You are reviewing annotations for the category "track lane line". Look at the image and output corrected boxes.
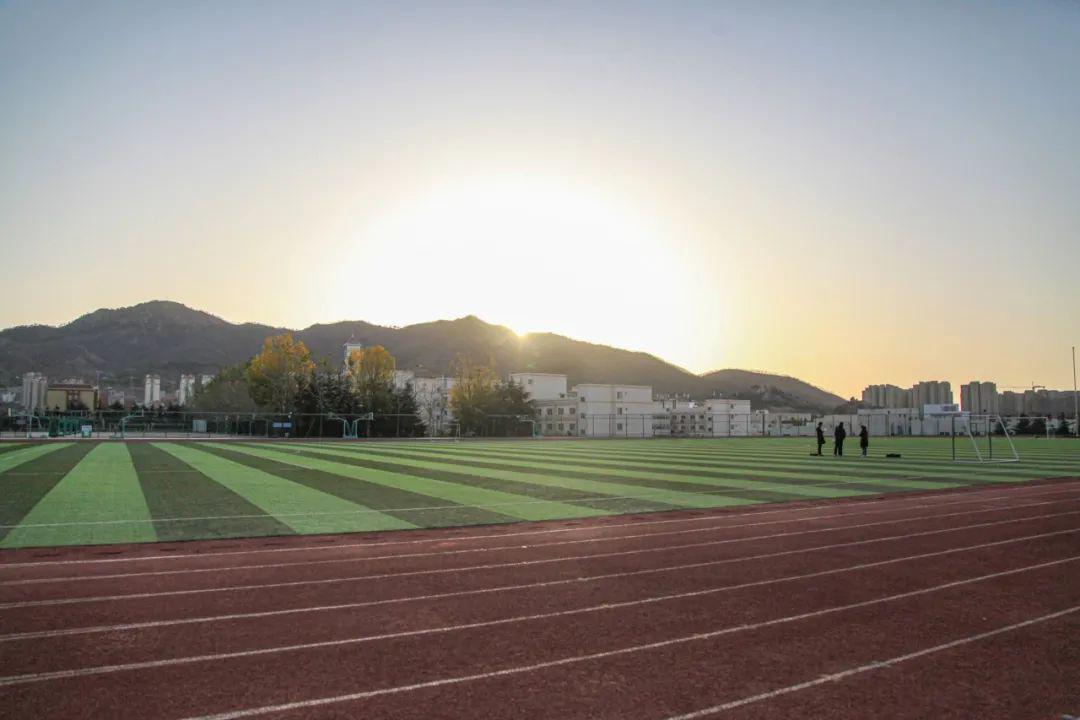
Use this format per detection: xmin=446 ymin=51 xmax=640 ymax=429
xmin=3 ymin=509 xmax=1076 ymax=638
xmin=4 ymin=481 xmax=1075 ymax=570
xmin=4 ymin=503 xmax=1076 ymax=608
xmin=169 ymin=556 xmax=1080 ymax=720
xmin=9 ymin=489 xmax=1080 ymax=586
xmin=661 ymin=604 xmax=1080 ymax=719
xmin=1 ymin=527 xmax=1075 ymax=687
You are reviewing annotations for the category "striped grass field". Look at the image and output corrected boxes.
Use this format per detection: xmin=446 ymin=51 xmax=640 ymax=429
xmin=0 ymin=437 xmax=1077 ymax=549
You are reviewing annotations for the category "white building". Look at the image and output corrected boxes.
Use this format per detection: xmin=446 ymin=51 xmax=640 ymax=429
xmin=412 ymin=376 xmax=456 ymax=436
xmin=177 ymin=374 xmax=196 ymax=406
xmin=575 ymin=383 xmax=660 ymax=437
xmin=200 ymin=373 xmax=215 ymax=388
xmin=343 ymin=340 xmax=364 ymax=366
xmin=960 ymin=381 xmax=999 ymax=415
xmin=510 ymin=373 xmax=568 ymax=401
xmin=392 ymin=370 xmax=416 ymax=391
xmin=143 ymin=374 xmax=161 ymax=408
xmin=21 ymin=372 xmax=47 ymax=411
xmin=668 ymin=398 xmax=755 ymax=437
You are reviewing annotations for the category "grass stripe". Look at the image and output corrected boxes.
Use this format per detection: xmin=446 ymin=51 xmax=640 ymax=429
xmin=213 ymin=443 xmax=607 ymax=522
xmin=314 ymin=444 xmax=878 ymax=500
xmin=0 ymin=444 xmax=93 ymax=542
xmin=128 ymin=443 xmax=293 ymax=542
xmin=0 ymin=443 xmax=29 ymax=456
xmin=361 ymin=443 xmax=965 ymax=493
xmin=0 ymin=443 xmax=68 ymax=474
xmin=154 ymin=443 xmax=416 ymax=535
xmin=273 ymin=443 xmax=767 ymax=509
xmin=257 ymin=444 xmax=693 ymax=514
xmin=1 ymin=444 xmax=156 ymax=548
xmin=195 ymin=444 xmax=560 ymax=527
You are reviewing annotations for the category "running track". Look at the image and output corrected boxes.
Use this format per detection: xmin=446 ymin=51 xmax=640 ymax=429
xmin=1 ymin=479 xmax=1078 ymax=719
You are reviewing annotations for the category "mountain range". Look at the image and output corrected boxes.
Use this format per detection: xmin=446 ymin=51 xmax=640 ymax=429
xmin=0 ymin=301 xmax=846 ymax=411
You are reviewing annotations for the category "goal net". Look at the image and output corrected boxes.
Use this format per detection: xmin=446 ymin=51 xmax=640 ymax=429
xmin=951 ymin=414 xmax=1019 ymax=463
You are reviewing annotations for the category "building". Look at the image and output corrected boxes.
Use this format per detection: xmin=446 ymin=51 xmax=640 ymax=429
xmin=143 ymin=374 xmax=161 ymax=407
xmin=510 ymin=373 xmax=568 ymax=401
xmin=21 ymin=372 xmax=47 ymax=411
xmin=959 ymin=381 xmax=998 ymax=415
xmin=668 ymin=398 xmax=754 ymax=437
xmin=861 ymin=384 xmax=911 ymax=409
xmin=911 ymin=380 xmax=953 ymax=408
xmin=105 ymin=389 xmax=127 ymax=408
xmin=44 ymin=383 xmax=97 ymax=412
xmin=392 ymin=370 xmax=416 ymax=391
xmin=177 ymin=374 xmax=196 ymax=406
xmin=200 ymin=373 xmax=215 ymax=388
xmin=575 ymin=383 xmax=659 ymax=437
xmin=999 ymin=391 xmax=1024 ymax=416
xmin=343 ymin=339 xmax=364 ymax=366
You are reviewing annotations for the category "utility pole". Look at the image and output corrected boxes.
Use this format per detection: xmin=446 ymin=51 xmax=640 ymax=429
xmin=1073 ymin=346 xmax=1078 ymax=437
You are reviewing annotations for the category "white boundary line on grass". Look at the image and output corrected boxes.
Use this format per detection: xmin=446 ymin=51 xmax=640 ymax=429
xmin=4 ymin=480 xmax=1076 ymax=570
xmin=1 ymin=529 xmax=1075 ymax=687
xmin=2 ymin=505 xmax=1076 ymax=612
xmin=171 ymin=557 xmax=1080 ymax=720
xmin=4 ymin=510 xmax=1076 ymax=642
xmin=4 ymin=494 xmax=1079 ymax=586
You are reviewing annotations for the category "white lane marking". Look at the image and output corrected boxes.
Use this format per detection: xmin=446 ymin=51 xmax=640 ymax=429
xmin=663 ymin=605 xmax=1080 ymax=719
xmin=171 ymin=556 xmax=1080 ymax=720
xmin=4 ymin=482 xmax=1075 ymax=575
xmin=8 ymin=492 xmax=1078 ymax=587
xmin=2 ymin=529 xmax=1075 ymax=687
xmin=3 ymin=509 xmax=1076 ymax=635
xmin=4 ymin=501 xmax=1075 ymax=610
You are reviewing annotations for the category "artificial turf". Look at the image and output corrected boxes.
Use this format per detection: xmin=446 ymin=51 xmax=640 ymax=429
xmin=0 ymin=437 xmax=1076 ymax=549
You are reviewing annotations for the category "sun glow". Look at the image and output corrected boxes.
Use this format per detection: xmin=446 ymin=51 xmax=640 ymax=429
xmin=337 ymin=178 xmax=689 ymax=349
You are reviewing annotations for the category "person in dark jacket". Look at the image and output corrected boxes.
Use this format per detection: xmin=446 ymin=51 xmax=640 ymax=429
xmin=834 ymin=422 xmax=846 ymax=456
xmin=859 ymin=424 xmax=869 ymax=456
xmin=815 ymin=422 xmax=825 ymax=455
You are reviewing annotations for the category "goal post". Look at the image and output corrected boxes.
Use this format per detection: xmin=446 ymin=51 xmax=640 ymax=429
xmin=951 ymin=414 xmax=1019 ymax=464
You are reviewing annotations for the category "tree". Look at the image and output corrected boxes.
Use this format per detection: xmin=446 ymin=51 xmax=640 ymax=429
xmin=449 ymin=355 xmax=499 ymax=435
xmin=1014 ymin=415 xmax=1031 ymax=435
xmin=1030 ymin=416 xmax=1047 ymax=436
xmin=246 ymin=334 xmax=315 ymax=413
xmin=1058 ymin=413 xmax=1071 ymax=437
xmin=347 ymin=345 xmax=396 ymax=411
xmin=191 ymin=363 xmax=259 ymax=413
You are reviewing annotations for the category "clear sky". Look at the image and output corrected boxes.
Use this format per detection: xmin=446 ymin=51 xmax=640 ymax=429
xmin=1 ymin=1 xmax=1078 ymax=397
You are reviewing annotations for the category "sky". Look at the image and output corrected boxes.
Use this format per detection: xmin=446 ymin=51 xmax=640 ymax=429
xmin=1 ymin=1 xmax=1078 ymax=398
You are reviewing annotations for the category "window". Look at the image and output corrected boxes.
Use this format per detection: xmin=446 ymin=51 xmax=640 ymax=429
xmin=617 ymin=423 xmax=623 ymax=431
xmin=546 ymin=408 xmax=553 ymax=416
xmin=617 ymin=407 xmax=623 ymax=416
xmin=616 ymin=391 xmax=623 ymax=400
xmin=557 ymin=423 xmax=563 ymax=431
xmin=569 ymin=423 xmax=576 ymax=431
xmin=569 ymin=407 xmax=576 ymax=415
xmin=557 ymin=407 xmax=564 ymax=415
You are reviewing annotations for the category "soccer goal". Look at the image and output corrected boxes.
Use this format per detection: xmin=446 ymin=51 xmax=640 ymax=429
xmin=951 ymin=414 xmax=1019 ymax=463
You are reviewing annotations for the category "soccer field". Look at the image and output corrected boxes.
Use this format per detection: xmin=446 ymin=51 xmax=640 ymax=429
xmin=0 ymin=437 xmax=1077 ymax=549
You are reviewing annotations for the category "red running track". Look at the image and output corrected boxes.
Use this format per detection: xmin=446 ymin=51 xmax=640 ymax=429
xmin=0 ymin=479 xmax=1078 ymax=720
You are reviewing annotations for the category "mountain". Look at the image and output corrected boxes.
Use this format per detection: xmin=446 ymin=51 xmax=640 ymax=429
xmin=0 ymin=301 xmax=845 ymax=411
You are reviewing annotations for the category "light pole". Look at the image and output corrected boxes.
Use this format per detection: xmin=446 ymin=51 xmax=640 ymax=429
xmin=1073 ymin=346 xmax=1078 ymax=437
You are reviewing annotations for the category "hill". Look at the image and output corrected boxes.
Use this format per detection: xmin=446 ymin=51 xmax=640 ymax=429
xmin=0 ymin=301 xmax=845 ymax=411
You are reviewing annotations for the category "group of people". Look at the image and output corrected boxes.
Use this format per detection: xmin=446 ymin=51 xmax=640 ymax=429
xmin=815 ymin=421 xmax=868 ymax=457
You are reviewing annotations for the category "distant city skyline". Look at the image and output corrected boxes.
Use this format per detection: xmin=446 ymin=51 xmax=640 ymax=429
xmin=1 ymin=2 xmax=1078 ymax=398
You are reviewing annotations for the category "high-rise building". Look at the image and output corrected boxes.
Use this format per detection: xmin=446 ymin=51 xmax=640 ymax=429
xmin=21 ymin=372 xmax=47 ymax=411
xmin=912 ymin=380 xmax=953 ymax=408
xmin=861 ymin=384 xmax=911 ymax=409
xmin=343 ymin=339 xmax=363 ymax=366
xmin=178 ymin=374 xmax=196 ymax=406
xmin=143 ymin=374 xmax=161 ymax=407
xmin=960 ymin=381 xmax=998 ymax=414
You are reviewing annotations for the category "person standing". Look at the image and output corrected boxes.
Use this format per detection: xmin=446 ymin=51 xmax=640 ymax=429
xmin=859 ymin=424 xmax=869 ymax=457
xmin=815 ymin=422 xmax=825 ymax=455
xmin=834 ymin=422 xmax=846 ymax=456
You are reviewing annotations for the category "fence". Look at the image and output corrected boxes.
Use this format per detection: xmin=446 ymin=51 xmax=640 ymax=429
xmin=0 ymin=409 xmax=1071 ymax=441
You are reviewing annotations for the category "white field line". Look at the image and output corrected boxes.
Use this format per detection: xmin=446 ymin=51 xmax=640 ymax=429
xmin=1 ymin=529 xmax=1074 ymax=688
xmin=5 ymin=494 xmax=1079 ymax=587
xmin=171 ymin=556 xmax=1080 ymax=720
xmin=4 ymin=481 xmax=1076 ymax=571
xmin=662 ymin=605 xmax=1080 ymax=719
xmin=2 ymin=506 xmax=1076 ymax=617
xmin=5 ymin=511 xmax=1075 ymax=643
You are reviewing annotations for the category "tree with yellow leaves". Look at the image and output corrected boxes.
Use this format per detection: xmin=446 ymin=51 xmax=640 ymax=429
xmin=247 ymin=334 xmax=315 ymax=412
xmin=346 ymin=345 xmax=396 ymax=407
